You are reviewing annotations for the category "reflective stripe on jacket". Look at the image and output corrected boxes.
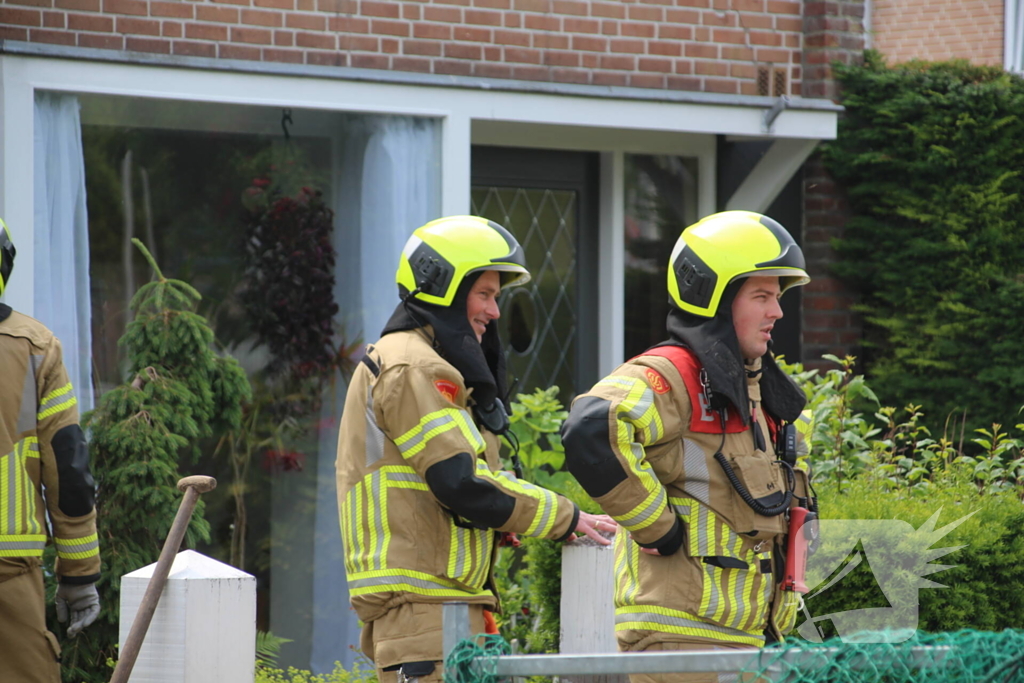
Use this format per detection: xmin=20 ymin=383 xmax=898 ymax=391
xmin=335 ymin=328 xmax=578 ymax=624
xmin=0 ymin=309 xmax=100 ymax=580
xmin=563 ymin=351 xmax=809 ymax=648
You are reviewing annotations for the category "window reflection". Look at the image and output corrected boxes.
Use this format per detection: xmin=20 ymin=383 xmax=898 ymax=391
xmin=623 ymin=155 xmax=699 ymax=359
xmin=79 ymin=96 xmax=440 ymax=673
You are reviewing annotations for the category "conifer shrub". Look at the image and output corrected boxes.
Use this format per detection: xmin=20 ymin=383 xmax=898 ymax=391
xmin=54 ymin=240 xmax=251 ymax=682
xmin=822 ymin=52 xmax=1024 ymax=436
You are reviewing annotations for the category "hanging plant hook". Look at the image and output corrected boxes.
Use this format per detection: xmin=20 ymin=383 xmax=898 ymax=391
xmin=281 ymin=108 xmax=293 ymax=141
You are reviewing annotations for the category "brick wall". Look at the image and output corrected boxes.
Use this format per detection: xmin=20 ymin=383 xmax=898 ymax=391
xmin=801 ymin=154 xmax=859 ymax=369
xmin=800 ymin=0 xmax=864 ymax=369
xmin=871 ymin=0 xmax=1003 ymax=67
xmin=802 ymin=0 xmax=865 ymax=99
xmin=0 ymin=0 xmax=807 ymax=94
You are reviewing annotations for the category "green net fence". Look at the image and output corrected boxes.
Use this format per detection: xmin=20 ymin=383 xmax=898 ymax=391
xmin=445 ymin=630 xmax=1024 ymax=683
xmin=747 ymin=630 xmax=1024 ymax=683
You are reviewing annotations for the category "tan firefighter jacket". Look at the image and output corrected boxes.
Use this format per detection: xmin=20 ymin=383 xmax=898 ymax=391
xmin=562 ymin=349 xmax=812 ymax=648
xmin=0 ymin=307 xmax=100 ymax=582
xmin=336 ymin=327 xmax=579 ymax=625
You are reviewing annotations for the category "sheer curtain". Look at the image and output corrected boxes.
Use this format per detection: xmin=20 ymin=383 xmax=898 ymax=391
xmin=33 ymin=92 xmax=94 ymax=413
xmin=309 ymin=115 xmax=441 ymax=673
xmin=1007 ymin=1 xmax=1024 ymax=73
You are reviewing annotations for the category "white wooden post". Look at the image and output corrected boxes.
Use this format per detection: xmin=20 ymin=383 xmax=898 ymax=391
xmin=560 ymin=536 xmax=628 ymax=683
xmin=119 ymin=550 xmax=256 ymax=683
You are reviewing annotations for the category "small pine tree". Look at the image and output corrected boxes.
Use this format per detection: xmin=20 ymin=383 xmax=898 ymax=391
xmin=55 ymin=239 xmax=251 ymax=682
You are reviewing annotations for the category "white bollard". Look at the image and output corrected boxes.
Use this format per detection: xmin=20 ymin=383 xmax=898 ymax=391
xmin=119 ymin=550 xmax=256 ymax=683
xmin=560 ymin=535 xmax=627 ymax=683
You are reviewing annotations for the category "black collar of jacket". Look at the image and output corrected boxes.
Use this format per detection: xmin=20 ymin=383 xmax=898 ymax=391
xmin=380 ymin=272 xmax=508 ymax=412
xmin=0 ymin=304 xmax=11 ymax=324
xmin=660 ymin=281 xmax=805 ymax=424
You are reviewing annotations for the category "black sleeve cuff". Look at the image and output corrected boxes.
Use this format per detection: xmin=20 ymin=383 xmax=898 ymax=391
xmin=554 ymin=504 xmax=581 ymax=543
xmin=636 ymin=516 xmax=684 ymax=556
xmin=60 ymin=573 xmax=101 ymax=586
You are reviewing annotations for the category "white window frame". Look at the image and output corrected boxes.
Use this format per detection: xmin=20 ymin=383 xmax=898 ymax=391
xmin=0 ymin=53 xmax=837 ymax=372
xmin=1006 ymin=0 xmax=1024 ymax=73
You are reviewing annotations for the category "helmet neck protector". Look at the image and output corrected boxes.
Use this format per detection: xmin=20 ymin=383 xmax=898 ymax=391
xmin=382 ymin=271 xmax=509 ymax=420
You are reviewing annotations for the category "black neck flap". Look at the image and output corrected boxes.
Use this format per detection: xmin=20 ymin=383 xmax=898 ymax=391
xmin=0 ymin=304 xmax=11 ymax=324
xmin=660 ymin=280 xmax=806 ymax=424
xmin=381 ymin=272 xmax=509 ymax=416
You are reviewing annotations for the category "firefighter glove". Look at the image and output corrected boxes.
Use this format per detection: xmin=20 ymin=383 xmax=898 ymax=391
xmin=56 ymin=582 xmax=100 ymax=637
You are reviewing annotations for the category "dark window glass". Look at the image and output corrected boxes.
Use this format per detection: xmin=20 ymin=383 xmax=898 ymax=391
xmin=623 ymin=154 xmax=699 ymax=360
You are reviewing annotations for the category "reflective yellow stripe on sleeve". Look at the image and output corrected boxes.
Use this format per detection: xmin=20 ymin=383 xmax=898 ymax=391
xmin=599 ymin=376 xmax=669 ymax=533
xmin=477 ymin=465 xmax=558 ymax=538
xmin=395 ymin=408 xmax=485 ymax=459
xmin=38 ymin=382 xmax=77 ymax=421
xmin=55 ymin=533 xmax=100 ymax=560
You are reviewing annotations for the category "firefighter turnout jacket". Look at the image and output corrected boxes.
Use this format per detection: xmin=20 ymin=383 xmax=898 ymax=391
xmin=336 ymin=327 xmax=580 ymax=659
xmin=562 ymin=348 xmax=810 ymax=650
xmin=0 ymin=307 xmax=100 ymax=580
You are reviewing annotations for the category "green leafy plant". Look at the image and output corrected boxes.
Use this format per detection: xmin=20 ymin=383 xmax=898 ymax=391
xmin=257 ymin=630 xmax=295 ymax=667
xmin=57 ymin=240 xmax=250 ymax=682
xmin=507 ymin=386 xmax=571 ymax=490
xmin=255 ymin=660 xmax=377 ymax=683
xmin=780 ymin=356 xmax=1024 ymax=498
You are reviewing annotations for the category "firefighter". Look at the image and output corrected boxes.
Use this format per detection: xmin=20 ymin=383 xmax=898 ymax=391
xmin=0 ymin=218 xmax=101 ymax=683
xmin=562 ymin=211 xmax=816 ymax=683
xmin=336 ymin=215 xmax=616 ymax=683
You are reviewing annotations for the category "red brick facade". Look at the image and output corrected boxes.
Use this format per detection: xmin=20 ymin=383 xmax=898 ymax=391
xmin=1 ymin=0 xmax=878 ymax=366
xmin=800 ymin=1 xmax=864 ymax=369
xmin=871 ymin=0 xmax=1003 ymax=67
xmin=0 ymin=0 xmax=810 ymax=94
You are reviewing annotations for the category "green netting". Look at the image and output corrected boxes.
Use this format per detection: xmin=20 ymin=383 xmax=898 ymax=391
xmin=444 ymin=634 xmax=510 ymax=683
xmin=444 ymin=630 xmax=1024 ymax=683
xmin=744 ymin=630 xmax=1024 ymax=683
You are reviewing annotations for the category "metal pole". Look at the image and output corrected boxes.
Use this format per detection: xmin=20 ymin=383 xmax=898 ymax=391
xmin=442 ymin=602 xmax=471 ymax=664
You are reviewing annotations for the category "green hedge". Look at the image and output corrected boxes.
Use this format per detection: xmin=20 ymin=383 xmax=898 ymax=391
xmin=804 ymin=475 xmax=1024 ymax=636
xmin=823 ymin=52 xmax=1024 ymax=436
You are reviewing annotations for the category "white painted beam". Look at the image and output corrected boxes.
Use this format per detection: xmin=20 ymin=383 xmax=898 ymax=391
xmin=724 ymin=138 xmax=820 ymax=214
xmin=0 ymin=57 xmax=36 ymax=313
xmin=598 ymin=151 xmax=624 ymax=376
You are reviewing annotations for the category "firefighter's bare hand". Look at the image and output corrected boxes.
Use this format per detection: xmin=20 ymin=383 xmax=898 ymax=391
xmin=572 ymin=512 xmax=618 ymax=545
xmin=56 ymin=582 xmax=101 ymax=637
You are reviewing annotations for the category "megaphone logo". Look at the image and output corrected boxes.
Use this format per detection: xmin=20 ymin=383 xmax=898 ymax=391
xmin=798 ymin=509 xmax=974 ymax=643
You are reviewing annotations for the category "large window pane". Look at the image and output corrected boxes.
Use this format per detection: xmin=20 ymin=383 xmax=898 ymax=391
xmin=80 ymin=95 xmax=440 ymax=672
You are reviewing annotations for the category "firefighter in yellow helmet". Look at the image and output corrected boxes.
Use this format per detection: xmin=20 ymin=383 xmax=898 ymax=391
xmin=562 ymin=211 xmax=817 ymax=683
xmin=0 ymin=219 xmax=101 ymax=683
xmin=336 ymin=216 xmax=615 ymax=683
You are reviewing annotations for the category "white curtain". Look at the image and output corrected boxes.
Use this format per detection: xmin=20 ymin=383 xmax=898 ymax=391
xmin=309 ymin=115 xmax=441 ymax=673
xmin=33 ymin=93 xmax=94 ymax=413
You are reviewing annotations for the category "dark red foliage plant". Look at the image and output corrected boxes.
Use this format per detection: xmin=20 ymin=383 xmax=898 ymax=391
xmin=240 ymin=181 xmax=340 ymax=379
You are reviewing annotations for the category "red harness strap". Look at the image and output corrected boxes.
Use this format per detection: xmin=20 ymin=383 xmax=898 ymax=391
xmin=636 ymin=346 xmax=747 ymax=434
